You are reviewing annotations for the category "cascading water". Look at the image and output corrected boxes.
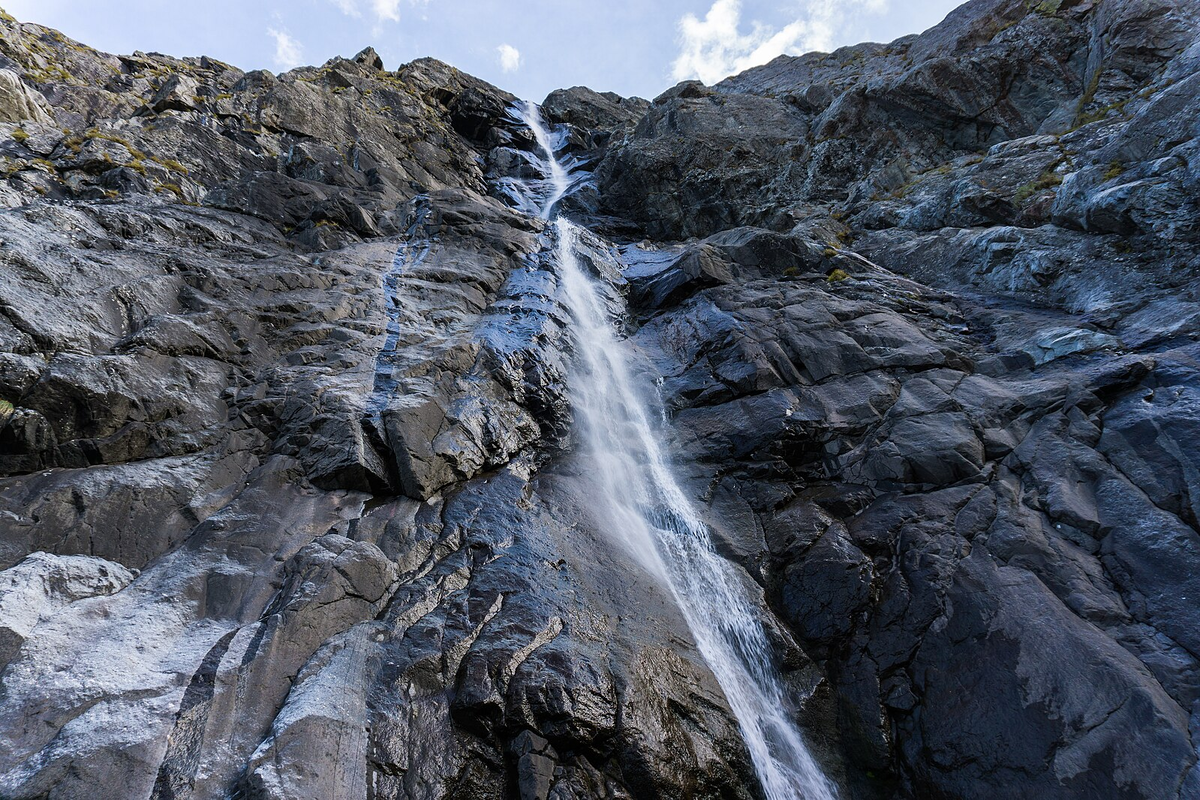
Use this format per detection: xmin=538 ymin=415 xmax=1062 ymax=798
xmin=518 ymin=101 xmax=838 ymax=800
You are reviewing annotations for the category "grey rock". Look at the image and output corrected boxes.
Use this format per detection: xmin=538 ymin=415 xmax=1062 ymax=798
xmin=624 ymin=242 xmax=733 ymax=310
xmin=0 ymin=552 xmax=136 ymax=667
xmin=542 ymin=85 xmax=649 ymax=156
xmin=0 ymin=69 xmax=53 ymax=124
xmin=147 ymin=73 xmax=200 ymax=113
xmin=598 ymin=0 xmax=1200 ymax=244
xmin=353 ymin=46 xmax=384 ymax=71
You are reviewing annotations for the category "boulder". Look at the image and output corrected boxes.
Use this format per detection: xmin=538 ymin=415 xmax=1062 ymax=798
xmin=0 ymin=552 xmax=136 ymax=668
xmin=353 ymin=46 xmax=384 ymax=71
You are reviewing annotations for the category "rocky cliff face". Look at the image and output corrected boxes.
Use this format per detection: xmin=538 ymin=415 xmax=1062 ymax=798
xmin=0 ymin=1 xmax=1198 ymax=799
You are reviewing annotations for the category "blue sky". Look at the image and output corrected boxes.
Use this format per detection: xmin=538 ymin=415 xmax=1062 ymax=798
xmin=3 ymin=0 xmax=962 ymax=101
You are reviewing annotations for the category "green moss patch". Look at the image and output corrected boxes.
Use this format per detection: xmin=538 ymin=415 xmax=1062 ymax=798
xmin=1014 ymin=169 xmax=1063 ymax=203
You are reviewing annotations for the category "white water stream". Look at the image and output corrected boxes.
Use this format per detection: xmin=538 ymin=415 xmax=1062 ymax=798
xmin=519 ymin=102 xmax=837 ymax=800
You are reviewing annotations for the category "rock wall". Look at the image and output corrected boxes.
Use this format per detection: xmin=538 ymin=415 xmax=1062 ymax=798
xmin=1 ymin=1 xmax=1199 ymax=799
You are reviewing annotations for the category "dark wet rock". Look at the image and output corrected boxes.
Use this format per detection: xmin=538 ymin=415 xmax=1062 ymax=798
xmin=599 ymin=0 xmax=1200 ymax=243
xmin=0 ymin=441 xmax=262 ymax=571
xmin=449 ymin=86 xmax=511 ymax=142
xmin=542 ymin=86 xmax=647 ymax=135
xmin=542 ymin=86 xmax=649 ymax=155
xmin=595 ymin=88 xmax=810 ymax=238
xmin=628 ymin=225 xmax=1200 ymax=797
xmin=368 ymin=189 xmax=562 ymax=500
xmin=624 ymin=242 xmax=733 ymax=310
xmin=204 ymin=170 xmax=376 ymax=236
xmin=767 ymin=502 xmax=873 ymax=645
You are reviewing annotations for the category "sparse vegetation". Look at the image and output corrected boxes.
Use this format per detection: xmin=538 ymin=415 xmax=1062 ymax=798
xmin=150 ymin=156 xmax=189 ymax=174
xmin=84 ymin=129 xmax=148 ymax=161
xmin=11 ymin=128 xmax=28 ymax=143
xmin=158 ymin=181 xmax=186 ymax=200
xmin=1072 ymin=70 xmax=1103 ymax=127
xmin=827 ymin=268 xmax=851 ymax=283
xmin=992 ymin=19 xmax=1021 ymax=37
xmin=1014 ymin=168 xmax=1063 ymax=203
xmin=1103 ymin=160 xmax=1125 ymax=180
xmin=26 ymin=64 xmax=73 ymax=83
xmin=1075 ymin=97 xmax=1132 ymax=127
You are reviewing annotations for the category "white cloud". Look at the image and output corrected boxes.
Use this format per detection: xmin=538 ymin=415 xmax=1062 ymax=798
xmin=497 ymin=44 xmax=522 ymax=73
xmin=268 ymin=28 xmax=304 ymax=71
xmin=372 ymin=0 xmax=401 ymax=23
xmin=328 ymin=0 xmax=416 ymax=24
xmin=672 ymin=0 xmax=890 ymax=85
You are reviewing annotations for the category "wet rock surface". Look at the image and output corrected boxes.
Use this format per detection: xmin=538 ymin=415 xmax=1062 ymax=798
xmin=1 ymin=1 xmax=1200 ymax=799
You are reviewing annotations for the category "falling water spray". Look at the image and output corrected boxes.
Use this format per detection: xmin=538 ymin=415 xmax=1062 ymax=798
xmin=518 ymin=101 xmax=837 ymax=800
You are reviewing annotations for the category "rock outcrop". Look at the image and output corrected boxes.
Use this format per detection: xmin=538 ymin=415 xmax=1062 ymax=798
xmin=1 ymin=1 xmax=1200 ymax=799
xmin=592 ymin=1 xmax=1200 ymax=796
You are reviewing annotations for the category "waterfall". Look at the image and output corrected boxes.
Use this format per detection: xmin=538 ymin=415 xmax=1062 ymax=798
xmin=519 ymin=102 xmax=837 ymax=800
